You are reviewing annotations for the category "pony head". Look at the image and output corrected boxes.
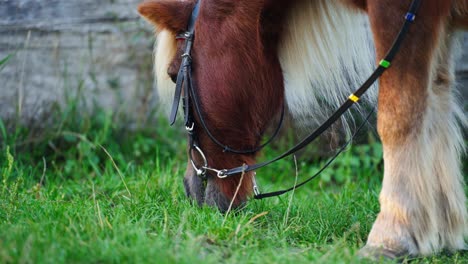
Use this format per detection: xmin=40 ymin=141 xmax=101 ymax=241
xmin=138 ymin=0 xmax=285 ymax=211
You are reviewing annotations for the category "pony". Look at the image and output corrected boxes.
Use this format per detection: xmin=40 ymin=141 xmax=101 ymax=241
xmin=138 ymin=0 xmax=468 ymax=259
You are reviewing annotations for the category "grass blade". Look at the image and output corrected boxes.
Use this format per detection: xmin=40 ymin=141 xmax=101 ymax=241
xmin=0 ymin=118 xmax=7 ymax=143
xmin=0 ymin=54 xmax=12 ymax=71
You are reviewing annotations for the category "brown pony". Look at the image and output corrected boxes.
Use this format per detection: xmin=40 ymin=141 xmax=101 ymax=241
xmin=138 ymin=0 xmax=468 ymax=259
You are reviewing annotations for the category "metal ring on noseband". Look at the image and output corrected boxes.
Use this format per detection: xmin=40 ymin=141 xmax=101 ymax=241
xmin=189 ymin=148 xmax=229 ymax=178
xmin=186 ymin=123 xmax=229 ymax=178
xmin=189 ymin=145 xmax=208 ymax=177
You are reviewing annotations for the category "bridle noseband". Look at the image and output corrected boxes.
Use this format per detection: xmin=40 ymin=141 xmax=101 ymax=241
xmin=168 ymin=0 xmax=422 ymax=199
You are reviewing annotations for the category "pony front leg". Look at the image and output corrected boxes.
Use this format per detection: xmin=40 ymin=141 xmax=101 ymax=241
xmin=361 ymin=1 xmax=467 ymax=259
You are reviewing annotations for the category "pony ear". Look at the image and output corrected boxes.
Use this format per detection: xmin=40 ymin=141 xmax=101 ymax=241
xmin=138 ymin=0 xmax=195 ymax=32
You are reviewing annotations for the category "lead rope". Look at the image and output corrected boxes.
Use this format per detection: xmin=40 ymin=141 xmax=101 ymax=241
xmin=217 ymin=0 xmax=422 ymax=179
xmin=251 ymin=0 xmax=421 ymax=199
xmin=254 ymin=109 xmax=374 ymax=199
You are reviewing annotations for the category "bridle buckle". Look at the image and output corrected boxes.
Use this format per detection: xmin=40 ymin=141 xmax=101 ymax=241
xmin=185 ymin=122 xmax=195 ymax=132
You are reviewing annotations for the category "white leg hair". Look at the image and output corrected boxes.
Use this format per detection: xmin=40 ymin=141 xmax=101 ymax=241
xmin=428 ymin=30 xmax=467 ymax=252
xmin=279 ymin=0 xmax=466 ymax=256
xmin=365 ymin=29 xmax=467 ymax=256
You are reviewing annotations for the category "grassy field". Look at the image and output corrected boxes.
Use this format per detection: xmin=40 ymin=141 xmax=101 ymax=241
xmin=1 ymin=106 xmax=467 ymax=264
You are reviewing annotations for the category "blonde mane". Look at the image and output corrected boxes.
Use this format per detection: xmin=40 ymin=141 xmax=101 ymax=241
xmin=278 ymin=0 xmax=376 ymax=132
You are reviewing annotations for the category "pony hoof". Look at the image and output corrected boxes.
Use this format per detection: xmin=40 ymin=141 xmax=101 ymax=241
xmin=358 ymin=245 xmax=408 ymax=262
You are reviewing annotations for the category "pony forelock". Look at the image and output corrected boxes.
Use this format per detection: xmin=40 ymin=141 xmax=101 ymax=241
xmin=155 ymin=29 xmax=177 ymax=112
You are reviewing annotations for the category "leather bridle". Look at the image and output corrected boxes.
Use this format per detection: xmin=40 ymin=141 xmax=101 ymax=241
xmin=168 ymin=0 xmax=422 ymax=199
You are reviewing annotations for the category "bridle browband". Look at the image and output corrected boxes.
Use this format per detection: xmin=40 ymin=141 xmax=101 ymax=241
xmin=168 ymin=0 xmax=422 ymax=199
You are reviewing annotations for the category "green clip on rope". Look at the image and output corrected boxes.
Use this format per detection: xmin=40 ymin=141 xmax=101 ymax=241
xmin=379 ymin=59 xmax=391 ymax=68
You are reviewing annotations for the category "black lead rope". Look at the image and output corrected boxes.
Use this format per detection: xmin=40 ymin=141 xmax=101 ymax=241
xmin=219 ymin=0 xmax=422 ymax=179
xmin=251 ymin=0 xmax=422 ymax=199
xmin=254 ymin=108 xmax=375 ymax=199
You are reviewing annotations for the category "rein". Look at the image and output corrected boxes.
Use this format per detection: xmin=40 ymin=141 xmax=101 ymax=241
xmin=169 ymin=0 xmax=422 ymax=199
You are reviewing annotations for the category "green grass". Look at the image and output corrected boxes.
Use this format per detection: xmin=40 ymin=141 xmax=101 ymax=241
xmin=0 ymin=108 xmax=467 ymax=264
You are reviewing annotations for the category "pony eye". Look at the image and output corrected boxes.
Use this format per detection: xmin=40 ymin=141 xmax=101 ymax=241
xmin=167 ymin=65 xmax=179 ymax=83
xmin=169 ymin=72 xmax=177 ymax=83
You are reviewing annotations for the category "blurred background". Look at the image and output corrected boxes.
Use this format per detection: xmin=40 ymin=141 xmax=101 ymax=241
xmin=0 ymin=0 xmax=466 ymax=132
xmin=0 ymin=0 xmax=155 ymax=131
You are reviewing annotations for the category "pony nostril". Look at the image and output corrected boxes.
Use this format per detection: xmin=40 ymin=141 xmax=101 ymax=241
xmin=204 ymin=179 xmax=247 ymax=213
xmin=183 ymin=177 xmax=192 ymax=198
xmin=167 ymin=65 xmax=178 ymax=83
xmin=183 ymin=170 xmax=205 ymax=206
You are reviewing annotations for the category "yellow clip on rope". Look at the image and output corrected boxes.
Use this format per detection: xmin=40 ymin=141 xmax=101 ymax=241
xmin=349 ymin=94 xmax=360 ymax=103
